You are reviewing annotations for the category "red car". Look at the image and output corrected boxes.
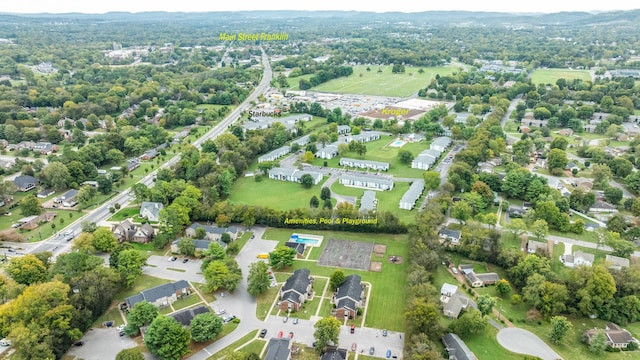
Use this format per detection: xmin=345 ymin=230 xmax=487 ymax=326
xmin=352 ymin=343 xmax=357 ymax=351
xmin=288 ymin=332 xmax=294 ymax=338
xmin=277 ymin=331 xmax=283 ymax=338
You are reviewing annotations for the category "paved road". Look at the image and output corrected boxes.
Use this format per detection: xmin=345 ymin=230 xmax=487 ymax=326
xmin=497 ymin=328 xmax=562 ymax=360
xmin=1 ymin=155 xmax=49 ymax=182
xmin=66 ymin=328 xmax=138 ymax=360
xmin=27 ymin=48 xmax=273 ymax=259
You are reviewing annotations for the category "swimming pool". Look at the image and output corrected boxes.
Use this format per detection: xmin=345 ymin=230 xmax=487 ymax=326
xmin=290 ymin=233 xmax=324 ymax=247
xmin=389 ymin=139 xmax=407 ymax=148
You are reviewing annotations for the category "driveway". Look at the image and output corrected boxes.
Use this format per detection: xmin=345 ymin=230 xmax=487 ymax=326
xmin=143 ymin=256 xmax=206 ymax=283
xmin=497 ymin=328 xmax=562 ymax=360
xmin=66 ymin=328 xmax=138 ymax=360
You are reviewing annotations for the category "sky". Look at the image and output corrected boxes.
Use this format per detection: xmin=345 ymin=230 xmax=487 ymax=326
xmin=3 ymin=0 xmax=639 ymax=14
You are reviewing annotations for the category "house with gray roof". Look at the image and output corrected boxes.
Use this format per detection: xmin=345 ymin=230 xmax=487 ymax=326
xmin=605 ymin=254 xmax=630 ymax=270
xmin=13 ymin=175 xmax=38 ymax=192
xmin=411 ymin=152 xmax=436 ymax=170
xmin=563 ymin=250 xmax=595 ymax=268
xmin=320 ymin=348 xmax=347 ymax=360
xmin=125 ymin=280 xmax=190 ymax=309
xmin=0 ymin=159 xmax=14 ymax=170
xmin=439 ymin=228 xmax=462 ymax=245
xmin=359 ymin=190 xmax=377 ymax=212
xmin=442 ymin=333 xmax=477 ymax=360
xmin=430 ymin=136 xmax=452 ymax=152
xmin=442 ymin=291 xmax=470 ymax=319
xmin=317 ymin=144 xmax=339 ymax=159
xmin=55 ymin=189 xmax=79 ymax=207
xmin=265 ymin=338 xmax=291 ymax=360
xmin=339 ymin=174 xmax=394 ymax=191
xmin=170 ymin=305 xmax=211 ymax=326
xmin=399 ymin=180 xmax=424 ymax=210
xmin=279 ymin=268 xmax=313 ymax=312
xmin=259 ymin=146 xmax=291 ymax=163
xmin=140 ymin=201 xmax=164 ymax=222
xmin=33 ymin=142 xmax=57 ymax=155
xmin=339 ymin=158 xmax=389 ymax=171
xmin=337 ymin=125 xmax=351 ymax=135
xmin=589 ymin=200 xmax=618 ymax=213
xmin=171 ymin=238 xmax=216 ymax=253
xmin=347 ymin=131 xmax=381 ymax=143
xmin=185 ymin=223 xmax=238 ymax=242
xmin=527 ymin=240 xmax=548 ymax=255
xmin=290 ymin=135 xmax=310 ymax=147
xmin=268 ymin=167 xmax=323 ymax=185
xmin=332 ymin=274 xmax=364 ymax=319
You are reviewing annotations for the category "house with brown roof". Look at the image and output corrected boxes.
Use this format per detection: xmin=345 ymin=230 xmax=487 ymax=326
xmin=583 ymin=323 xmax=634 ymax=349
xmin=112 ymin=220 xmax=155 ymax=243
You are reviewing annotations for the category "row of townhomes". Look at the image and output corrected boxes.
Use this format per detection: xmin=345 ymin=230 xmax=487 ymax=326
xmin=242 ymin=113 xmax=312 ymax=133
xmin=411 ymin=136 xmax=452 ymax=170
xmin=399 ymin=180 xmax=425 ymax=210
xmin=317 ymin=131 xmax=382 ymax=159
xmin=339 ymin=157 xmax=389 ymax=171
xmin=268 ymin=167 xmax=324 ymax=185
xmin=338 ymin=173 xmax=394 ymax=191
xmin=259 ymin=145 xmax=291 ymax=163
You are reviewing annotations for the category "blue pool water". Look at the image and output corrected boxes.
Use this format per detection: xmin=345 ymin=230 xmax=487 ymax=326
xmin=393 ymin=141 xmax=403 ymax=145
xmin=293 ymin=237 xmax=319 ymax=245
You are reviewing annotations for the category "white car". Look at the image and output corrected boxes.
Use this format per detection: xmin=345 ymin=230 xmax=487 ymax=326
xmin=116 ymin=325 xmax=126 ymax=332
xmin=0 ymin=338 xmax=11 ymax=346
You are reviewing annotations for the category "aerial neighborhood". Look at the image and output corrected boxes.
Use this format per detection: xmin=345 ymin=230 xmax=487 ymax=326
xmin=1 ymin=6 xmax=640 ymax=360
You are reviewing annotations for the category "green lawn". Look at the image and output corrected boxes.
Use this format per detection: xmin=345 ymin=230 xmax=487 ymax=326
xmin=233 ymin=231 xmax=253 ymax=254
xmin=291 ymin=65 xmax=459 ymax=97
xmin=464 ymin=326 xmax=523 ymax=360
xmin=207 ymin=330 xmax=258 ymax=360
xmin=256 ymin=286 xmax=280 ymax=321
xmin=228 ymin=175 xmax=330 ymax=211
xmin=172 ymin=294 xmax=204 ymax=310
xmin=0 ymin=207 xmax=85 ymax=243
xmin=262 ymin=228 xmax=409 ymax=331
xmin=108 ymin=206 xmax=140 ymax=222
xmin=312 ymin=135 xmax=429 ymax=178
xmin=239 ymin=339 xmax=266 ymax=355
xmin=92 ymin=305 xmax=124 ymax=328
xmin=286 ymin=73 xmax=314 ymax=90
xmin=530 ymin=68 xmax=592 ymax=85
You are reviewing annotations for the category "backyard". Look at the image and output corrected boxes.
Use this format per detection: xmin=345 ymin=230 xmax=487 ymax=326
xmin=228 ymin=175 xmax=331 ymax=211
xmin=530 ymin=68 xmax=592 ymax=85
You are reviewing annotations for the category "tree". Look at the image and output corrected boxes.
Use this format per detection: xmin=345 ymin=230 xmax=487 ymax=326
xmin=605 ymin=231 xmax=635 ymax=258
xmin=116 ymin=348 xmax=145 ymax=360
xmin=547 ymin=149 xmax=568 ymax=173
xmin=505 ymin=219 xmax=527 ymax=241
xmin=301 ymin=151 xmax=315 ymax=163
xmin=603 ymin=187 xmax=623 ymax=205
xmin=522 ymin=273 xmax=568 ymax=318
xmin=76 ymin=185 xmax=97 ymax=206
xmin=177 ymin=237 xmax=196 ymax=256
xmin=496 ymin=279 xmax=512 ymax=296
xmin=96 ymin=175 xmax=113 ymax=194
xmin=310 ymin=195 xmax=319 ymax=208
xmin=531 ymin=219 xmax=549 ymax=242
xmin=203 ymin=259 xmax=242 ymax=292
xmin=448 ymin=308 xmax=487 ymax=337
xmin=190 ymin=312 xmax=223 ymax=342
xmin=117 ymin=249 xmax=146 ymax=287
xmin=320 ymin=187 xmax=331 ymax=201
xmin=144 ymin=316 xmax=191 ymax=360
xmin=588 ymin=330 xmax=607 ymax=355
xmin=329 ymin=270 xmax=346 ymax=291
xmin=398 ymin=150 xmax=414 ymax=164
xmin=221 ymin=233 xmax=232 ymax=244
xmin=549 ymin=316 xmax=572 ymax=344
xmin=269 ymin=246 xmax=297 ymax=270
xmin=19 ymin=194 xmax=41 ymax=216
xmin=314 ymin=317 xmax=341 ymax=353
xmin=42 ymin=162 xmax=71 ymax=191
xmin=247 ymin=261 xmax=270 ymax=297
xmin=404 ymin=298 xmax=441 ymax=339
xmin=451 ymin=200 xmax=472 ymax=223
xmin=476 ymin=294 xmax=497 ymax=317
xmin=125 ymin=301 xmax=160 ymax=334
xmin=300 ymin=174 xmax=314 ymax=188
xmin=550 ymin=137 xmax=568 ymax=150
xmin=591 ymin=164 xmax=612 ymax=189
xmin=93 ymin=227 xmax=118 ymax=252
xmin=423 ymin=171 xmax=440 ymax=190
xmin=6 ymin=254 xmax=48 ymax=285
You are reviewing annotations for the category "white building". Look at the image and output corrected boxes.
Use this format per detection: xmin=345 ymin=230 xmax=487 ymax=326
xmin=258 ymin=146 xmax=291 ymax=163
xmin=268 ymin=167 xmax=323 ymax=185
xmin=339 ymin=158 xmax=389 ymax=171
xmin=339 ymin=174 xmax=394 ymax=191
xmin=399 ymin=180 xmax=424 ymax=210
xmin=430 ymin=136 xmax=452 ymax=152
xmin=317 ymin=144 xmax=339 ymax=159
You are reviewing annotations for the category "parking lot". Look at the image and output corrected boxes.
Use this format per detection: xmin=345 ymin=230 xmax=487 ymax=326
xmin=143 ymin=256 xmax=206 ymax=283
xmin=65 ymin=328 xmax=138 ymax=360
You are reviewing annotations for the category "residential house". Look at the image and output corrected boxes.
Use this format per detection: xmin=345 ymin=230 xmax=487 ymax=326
xmin=170 ymin=305 xmax=211 ymax=326
xmin=359 ymin=190 xmax=377 ymax=213
xmin=526 ymin=240 xmax=548 ymax=255
xmin=521 ymin=119 xmax=548 ymax=128
xmin=112 ymin=219 xmax=137 ymax=242
xmin=332 ymin=274 xmax=365 ymax=319
xmin=338 ymin=174 xmax=394 ymax=191
xmin=337 ymin=125 xmax=351 ymax=135
xmin=58 ymin=189 xmax=79 ymax=207
xmin=37 ymin=189 xmax=55 ymax=198
xmin=477 ymin=162 xmax=494 ymax=174
xmin=411 ymin=152 xmax=436 ymax=170
xmin=268 ymin=167 xmax=323 ymax=185
xmin=339 ymin=158 xmax=389 ymax=171
xmin=347 ymin=131 xmax=381 ymax=143
xmin=320 ymin=348 xmax=348 ymax=360
xmin=132 ymin=223 xmax=155 ymax=243
xmin=441 ymin=283 xmax=459 ymax=297
xmin=21 ymin=212 xmax=56 ymax=230
xmin=172 ymin=130 xmax=190 ymax=142
xmin=519 ymin=125 xmax=531 ymax=134
xmin=279 ymin=268 xmax=313 ymax=312
xmin=316 ymin=144 xmax=339 ymax=159
xmin=399 ymin=180 xmax=424 ymax=210
xmin=563 ymin=250 xmax=595 ymax=268
xmin=577 ymin=179 xmax=594 ymax=190
xmin=430 ymin=136 xmax=452 ymax=152
xmin=13 ymin=175 xmax=38 ymax=192
xmin=0 ymin=159 xmax=14 ymax=170
xmin=461 ymin=268 xmax=500 ymax=287
xmin=557 ymin=128 xmax=574 ymax=136
xmin=15 ymin=141 xmax=35 ymax=151
xmin=33 ymin=142 xmax=57 ymax=155
xmin=617 ymin=133 xmax=629 ymax=142
xmin=508 ymin=205 xmax=526 ymax=218
xmin=605 ymin=255 xmax=630 ymax=270
xmin=585 ymin=223 xmax=600 ymax=232
xmin=185 ymin=223 xmax=238 ymax=242
xmin=127 ymin=158 xmax=141 ymax=172
xmin=259 ymin=146 xmax=291 ymax=163
xmin=442 ymin=333 xmax=477 ymax=360
xmin=265 ymin=338 xmax=291 ymax=360
xmin=171 ymin=238 xmax=215 ymax=253
xmin=141 ymin=149 xmax=158 ymax=160
xmin=125 ymin=280 xmax=190 ymax=309
xmin=284 ymin=242 xmax=306 ymax=258
xmin=565 ymin=162 xmax=580 ymax=172
xmin=589 ymin=200 xmax=618 ymax=213
xmin=140 ymin=201 xmax=164 ymax=222
xmin=439 ymin=228 xmax=462 ymax=245
xmin=584 ymin=124 xmax=597 ymax=133
xmin=290 ymin=135 xmax=310 ymax=147
xmin=583 ymin=323 xmax=634 ymax=349
xmin=440 ymin=283 xmax=470 ymax=319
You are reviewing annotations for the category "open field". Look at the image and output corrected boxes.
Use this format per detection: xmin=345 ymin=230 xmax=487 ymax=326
xmin=288 ymin=65 xmax=459 ymax=97
xmin=228 ymin=175 xmax=330 ymax=211
xmin=262 ymin=228 xmax=408 ymax=331
xmin=530 ymin=68 xmax=592 ymax=85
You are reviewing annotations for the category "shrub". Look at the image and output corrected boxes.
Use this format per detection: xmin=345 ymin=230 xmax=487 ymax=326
xmin=232 ymin=318 xmax=240 ymax=324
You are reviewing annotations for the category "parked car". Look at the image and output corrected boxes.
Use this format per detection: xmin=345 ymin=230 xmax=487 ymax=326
xmin=74 ymin=341 xmax=84 ymax=347
xmin=216 ymin=309 xmax=226 ymax=316
xmin=168 ymin=256 xmax=177 ymax=262
xmin=386 ymin=349 xmax=392 ymax=358
xmin=182 ymin=258 xmax=189 ymax=263
xmin=283 ymin=316 xmax=288 ymax=323
xmin=452 ymin=267 xmax=458 ymax=274
xmin=351 ymin=343 xmax=357 ymax=351
xmin=293 ymin=318 xmax=299 ymax=325
xmin=369 ymin=347 xmax=375 ymax=355
xmin=259 ymin=329 xmax=267 ymax=338
xmin=382 ymin=329 xmax=388 ymax=337
xmin=277 ymin=331 xmax=283 ymax=339
xmin=350 ymin=325 xmax=355 ymax=334
xmin=116 ymin=325 xmax=126 ymax=332
xmin=288 ymin=332 xmax=294 ymax=338
xmin=0 ymin=339 xmax=10 ymax=346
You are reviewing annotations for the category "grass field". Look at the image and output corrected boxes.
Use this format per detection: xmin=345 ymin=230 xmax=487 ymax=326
xmin=228 ymin=175 xmax=330 ymax=211
xmin=207 ymin=330 xmax=258 ymax=359
xmin=530 ymin=68 xmax=592 ymax=86
xmin=288 ymin=65 xmax=459 ymax=97
xmin=330 ymin=182 xmax=417 ymax=225
xmin=262 ymin=228 xmax=409 ymax=331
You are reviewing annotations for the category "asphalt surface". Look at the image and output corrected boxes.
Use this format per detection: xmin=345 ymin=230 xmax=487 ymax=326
xmin=497 ymin=328 xmax=562 ymax=360
xmin=65 ymin=328 xmax=138 ymax=360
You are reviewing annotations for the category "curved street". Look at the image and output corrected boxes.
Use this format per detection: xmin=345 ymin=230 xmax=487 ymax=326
xmin=497 ymin=328 xmax=562 ymax=360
